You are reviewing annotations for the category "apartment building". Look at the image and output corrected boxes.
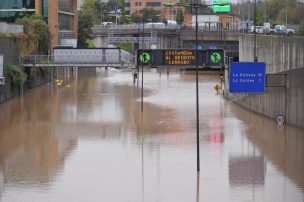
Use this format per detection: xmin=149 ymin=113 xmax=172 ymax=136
xmin=0 ymin=0 xmax=78 ymax=47
xmin=126 ymin=0 xmax=180 ymax=21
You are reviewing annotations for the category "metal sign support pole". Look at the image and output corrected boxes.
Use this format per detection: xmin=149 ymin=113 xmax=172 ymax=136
xmin=141 ymin=19 xmax=145 ymax=112
xmin=195 ymin=2 xmax=200 ymax=173
xmin=141 ymin=65 xmax=143 ymax=112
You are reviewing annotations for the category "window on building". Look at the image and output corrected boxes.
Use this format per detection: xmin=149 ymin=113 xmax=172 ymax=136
xmin=0 ymin=0 xmax=35 ymax=9
xmin=59 ymin=13 xmax=73 ymax=30
xmin=42 ymin=0 xmax=48 ymax=21
xmin=146 ymin=2 xmax=161 ymax=7
xmin=0 ymin=11 xmax=34 ymax=23
xmin=135 ymin=2 xmax=142 ymax=6
xmin=59 ymin=0 xmax=73 ymax=12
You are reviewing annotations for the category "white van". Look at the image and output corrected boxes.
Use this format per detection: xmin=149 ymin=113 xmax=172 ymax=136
xmin=167 ymin=20 xmax=177 ymax=25
xmin=102 ymin=22 xmax=113 ymax=26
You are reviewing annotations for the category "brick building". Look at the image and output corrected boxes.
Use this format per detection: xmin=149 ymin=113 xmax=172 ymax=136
xmin=0 ymin=0 xmax=78 ymax=48
xmin=125 ymin=0 xmax=180 ymax=21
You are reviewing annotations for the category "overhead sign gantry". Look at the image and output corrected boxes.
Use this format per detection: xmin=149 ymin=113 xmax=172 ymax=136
xmin=137 ymin=49 xmax=225 ymax=68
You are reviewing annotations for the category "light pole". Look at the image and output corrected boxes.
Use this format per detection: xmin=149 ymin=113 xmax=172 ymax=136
xmin=163 ymin=2 xmax=175 ymax=21
xmin=285 ymin=0 xmax=288 ymax=31
xmin=185 ymin=0 xmax=201 ymax=172
xmin=184 ymin=0 xmax=228 ymax=172
xmin=115 ymin=0 xmax=118 ymax=26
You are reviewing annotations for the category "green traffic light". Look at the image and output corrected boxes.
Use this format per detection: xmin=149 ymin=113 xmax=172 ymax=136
xmin=139 ymin=52 xmax=151 ymax=64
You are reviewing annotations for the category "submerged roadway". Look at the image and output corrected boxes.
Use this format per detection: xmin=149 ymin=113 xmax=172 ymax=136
xmin=0 ymin=68 xmax=303 ymax=202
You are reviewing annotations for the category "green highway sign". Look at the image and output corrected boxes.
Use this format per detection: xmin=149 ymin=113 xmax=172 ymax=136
xmin=212 ymin=0 xmax=230 ymax=13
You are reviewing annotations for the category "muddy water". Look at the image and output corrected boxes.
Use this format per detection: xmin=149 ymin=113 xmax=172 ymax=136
xmin=0 ymin=68 xmax=303 ymax=202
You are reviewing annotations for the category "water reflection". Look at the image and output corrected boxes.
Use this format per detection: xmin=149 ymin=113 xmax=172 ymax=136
xmin=229 ymin=156 xmax=265 ymax=186
xmin=230 ymin=103 xmax=304 ymax=191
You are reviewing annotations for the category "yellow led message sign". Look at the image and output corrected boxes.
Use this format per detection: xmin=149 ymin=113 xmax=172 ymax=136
xmin=164 ymin=50 xmax=196 ymax=65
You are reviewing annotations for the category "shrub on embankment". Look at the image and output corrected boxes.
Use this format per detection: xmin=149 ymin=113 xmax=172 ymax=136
xmin=4 ymin=64 xmax=50 ymax=86
xmin=0 ymin=64 xmax=50 ymax=104
xmin=4 ymin=64 xmax=27 ymax=86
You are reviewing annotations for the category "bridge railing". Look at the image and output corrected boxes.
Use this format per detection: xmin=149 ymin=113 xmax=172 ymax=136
xmin=93 ymin=24 xmax=180 ymax=33
xmin=20 ymin=55 xmax=53 ymax=65
xmin=20 ymin=51 xmax=135 ymax=66
xmin=93 ymin=23 xmax=240 ymax=33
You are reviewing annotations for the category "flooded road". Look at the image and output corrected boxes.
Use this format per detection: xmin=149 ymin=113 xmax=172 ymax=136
xmin=0 ymin=68 xmax=303 ymax=202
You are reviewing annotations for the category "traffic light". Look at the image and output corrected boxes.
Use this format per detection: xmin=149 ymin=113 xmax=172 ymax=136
xmin=137 ymin=50 xmax=153 ymax=66
xmin=205 ymin=49 xmax=225 ymax=66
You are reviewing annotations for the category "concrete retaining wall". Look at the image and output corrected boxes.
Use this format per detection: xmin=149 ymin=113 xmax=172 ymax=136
xmin=226 ymin=35 xmax=304 ymax=128
xmin=0 ymin=37 xmax=20 ymax=64
xmin=239 ymin=34 xmax=304 ymax=73
xmin=0 ymin=37 xmax=51 ymax=104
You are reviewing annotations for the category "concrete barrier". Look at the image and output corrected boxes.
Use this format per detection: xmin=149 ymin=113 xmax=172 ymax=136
xmin=226 ymin=35 xmax=304 ymax=128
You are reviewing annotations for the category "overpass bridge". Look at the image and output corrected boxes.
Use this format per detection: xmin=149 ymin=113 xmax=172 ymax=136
xmin=92 ymin=24 xmax=239 ymax=56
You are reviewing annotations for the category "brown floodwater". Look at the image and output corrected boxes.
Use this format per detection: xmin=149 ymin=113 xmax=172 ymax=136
xmin=0 ymin=68 xmax=303 ymax=202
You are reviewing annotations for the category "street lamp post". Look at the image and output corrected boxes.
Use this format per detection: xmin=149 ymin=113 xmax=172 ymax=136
xmin=186 ymin=0 xmax=201 ymax=172
xmin=186 ymin=0 xmax=228 ymax=172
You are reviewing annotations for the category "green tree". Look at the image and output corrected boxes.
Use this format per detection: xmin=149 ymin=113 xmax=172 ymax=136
xmin=81 ymin=0 xmax=116 ymax=24
xmin=77 ymin=11 xmax=94 ymax=48
xmin=15 ymin=14 xmax=51 ymax=55
xmin=176 ymin=8 xmax=184 ymax=24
